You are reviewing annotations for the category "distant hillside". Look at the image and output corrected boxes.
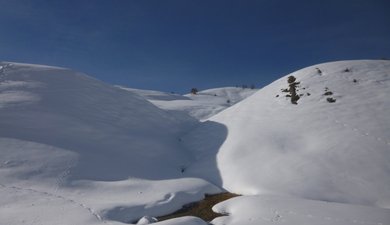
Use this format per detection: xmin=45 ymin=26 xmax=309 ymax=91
xmin=122 ymin=86 xmax=257 ymax=120
xmin=116 ymin=86 xmax=190 ymax=101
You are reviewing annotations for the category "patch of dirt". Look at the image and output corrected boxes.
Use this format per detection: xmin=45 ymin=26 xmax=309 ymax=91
xmin=156 ymin=192 xmax=239 ymax=222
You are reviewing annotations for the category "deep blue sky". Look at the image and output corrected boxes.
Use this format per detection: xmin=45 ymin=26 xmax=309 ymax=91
xmin=1 ymin=0 xmax=389 ymax=93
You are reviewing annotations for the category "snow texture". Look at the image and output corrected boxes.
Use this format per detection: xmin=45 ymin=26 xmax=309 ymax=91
xmin=184 ymin=60 xmax=390 ymax=208
xmin=0 ymin=62 xmax=220 ymax=225
xmin=212 ymin=195 xmax=390 ymax=225
xmin=1 ymin=60 xmax=390 ymax=225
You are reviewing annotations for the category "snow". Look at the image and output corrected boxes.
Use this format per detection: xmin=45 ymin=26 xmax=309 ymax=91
xmin=116 ymin=87 xmax=190 ymax=101
xmin=0 ymin=62 xmax=221 ymax=225
xmin=183 ymin=60 xmax=390 ymax=208
xmin=120 ymin=86 xmax=257 ymax=121
xmin=0 ymin=62 xmax=189 ymax=181
xmin=1 ymin=60 xmax=390 ymax=225
xmin=212 ymin=195 xmax=390 ymax=225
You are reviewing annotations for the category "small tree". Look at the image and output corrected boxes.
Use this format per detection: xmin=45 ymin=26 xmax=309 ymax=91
xmin=316 ymin=68 xmax=322 ymax=75
xmin=287 ymin=76 xmax=296 ymax=83
xmin=286 ymin=76 xmax=300 ymax=104
xmin=250 ymin=84 xmax=255 ymax=89
xmin=191 ymin=88 xmax=198 ymax=95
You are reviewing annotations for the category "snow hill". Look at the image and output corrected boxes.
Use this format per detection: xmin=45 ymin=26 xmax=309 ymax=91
xmin=1 ymin=60 xmax=390 ymax=225
xmin=0 ymin=62 xmax=190 ymax=180
xmin=119 ymin=86 xmax=257 ymax=121
xmin=0 ymin=62 xmax=220 ymax=225
xmin=183 ymin=60 xmax=390 ymax=219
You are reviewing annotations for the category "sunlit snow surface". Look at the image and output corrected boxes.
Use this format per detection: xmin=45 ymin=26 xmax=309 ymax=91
xmin=0 ymin=62 xmax=220 ymax=225
xmin=120 ymin=86 xmax=257 ymax=121
xmin=1 ymin=61 xmax=389 ymax=225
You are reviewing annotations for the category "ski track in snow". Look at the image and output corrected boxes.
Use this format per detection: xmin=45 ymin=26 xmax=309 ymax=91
xmin=0 ymin=183 xmax=108 ymax=224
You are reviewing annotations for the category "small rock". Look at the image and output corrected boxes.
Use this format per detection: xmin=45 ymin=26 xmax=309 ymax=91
xmin=327 ymin=97 xmax=336 ymax=103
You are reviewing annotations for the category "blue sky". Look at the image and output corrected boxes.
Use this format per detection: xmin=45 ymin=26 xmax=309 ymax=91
xmin=1 ymin=0 xmax=389 ymax=93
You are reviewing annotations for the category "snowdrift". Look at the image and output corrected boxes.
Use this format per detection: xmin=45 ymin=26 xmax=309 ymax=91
xmin=184 ymin=60 xmax=390 ymax=208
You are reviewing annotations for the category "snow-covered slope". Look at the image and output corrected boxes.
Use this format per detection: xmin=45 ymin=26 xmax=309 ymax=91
xmin=0 ymin=62 xmax=189 ymax=180
xmin=121 ymin=86 xmax=257 ymax=121
xmin=0 ymin=62 xmax=220 ymax=225
xmin=1 ymin=60 xmax=389 ymax=225
xmin=116 ymin=86 xmax=190 ymax=101
xmin=184 ymin=60 xmax=390 ymax=209
xmin=213 ymin=194 xmax=390 ymax=225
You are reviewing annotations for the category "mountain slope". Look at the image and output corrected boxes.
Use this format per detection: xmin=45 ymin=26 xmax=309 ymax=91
xmin=184 ymin=60 xmax=390 ymax=208
xmin=0 ymin=62 xmax=191 ymax=181
xmin=121 ymin=86 xmax=257 ymax=121
xmin=1 ymin=60 xmax=389 ymax=225
xmin=0 ymin=62 xmax=220 ymax=225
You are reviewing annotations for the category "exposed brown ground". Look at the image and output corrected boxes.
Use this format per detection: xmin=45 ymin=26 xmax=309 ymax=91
xmin=157 ymin=192 xmax=239 ymax=222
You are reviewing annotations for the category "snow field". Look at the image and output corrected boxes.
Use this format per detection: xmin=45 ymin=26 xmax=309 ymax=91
xmin=1 ymin=60 xmax=389 ymax=225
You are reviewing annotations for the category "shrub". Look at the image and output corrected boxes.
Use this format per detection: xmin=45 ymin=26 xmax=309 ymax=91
xmin=191 ymin=88 xmax=198 ymax=95
xmin=287 ymin=76 xmax=296 ymax=83
xmin=281 ymin=88 xmax=289 ymax=92
xmin=343 ymin=68 xmax=351 ymax=72
xmin=283 ymin=75 xmax=301 ymax=104
xmin=291 ymin=95 xmax=300 ymax=104
xmin=324 ymin=91 xmax=333 ymax=96
xmin=327 ymin=97 xmax=336 ymax=103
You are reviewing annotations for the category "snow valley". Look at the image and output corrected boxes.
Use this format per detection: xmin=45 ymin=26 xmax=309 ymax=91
xmin=0 ymin=60 xmax=389 ymax=225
